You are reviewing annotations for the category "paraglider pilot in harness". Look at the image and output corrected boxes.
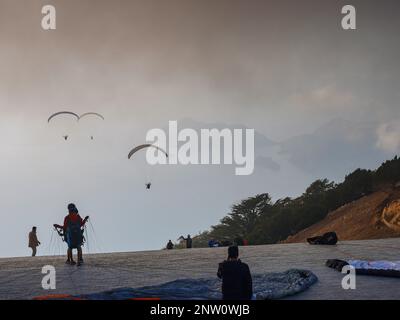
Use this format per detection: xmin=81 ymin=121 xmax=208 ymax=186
xmin=54 ymin=203 xmax=89 ymax=266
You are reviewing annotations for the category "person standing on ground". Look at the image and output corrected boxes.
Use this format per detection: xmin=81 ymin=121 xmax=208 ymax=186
xmin=217 ymin=246 xmax=253 ymax=300
xmin=28 ymin=227 xmax=40 ymax=257
xmin=54 ymin=203 xmax=89 ymax=266
xmin=181 ymin=234 xmax=192 ymax=248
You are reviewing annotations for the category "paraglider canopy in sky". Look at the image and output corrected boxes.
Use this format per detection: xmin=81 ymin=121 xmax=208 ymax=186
xmin=127 ymin=144 xmax=169 ymax=160
xmin=79 ymin=112 xmax=105 ymax=121
xmin=47 ymin=111 xmax=79 ymax=123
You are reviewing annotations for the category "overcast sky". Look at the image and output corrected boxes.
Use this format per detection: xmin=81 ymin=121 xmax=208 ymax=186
xmin=0 ymin=0 xmax=399 ymax=257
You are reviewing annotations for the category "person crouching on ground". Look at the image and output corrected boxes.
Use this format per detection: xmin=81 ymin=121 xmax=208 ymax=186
xmin=28 ymin=226 xmax=41 ymax=257
xmin=62 ymin=203 xmax=89 ymax=266
xmin=217 ymin=245 xmax=253 ymax=300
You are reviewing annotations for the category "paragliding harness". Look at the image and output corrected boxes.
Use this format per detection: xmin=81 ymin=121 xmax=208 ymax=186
xmin=66 ymin=219 xmax=84 ymax=249
xmin=54 ymin=222 xmax=86 ymax=248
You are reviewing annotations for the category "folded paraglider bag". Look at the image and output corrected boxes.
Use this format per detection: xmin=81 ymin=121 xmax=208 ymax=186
xmin=307 ymin=236 xmax=322 ymax=245
xmin=307 ymin=232 xmax=338 ymax=245
xmin=326 ymin=259 xmax=349 ymax=272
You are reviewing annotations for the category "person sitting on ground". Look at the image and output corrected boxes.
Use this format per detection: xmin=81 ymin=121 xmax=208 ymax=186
xmin=56 ymin=203 xmax=89 ymax=266
xmin=28 ymin=227 xmax=41 ymax=257
xmin=217 ymin=246 xmax=253 ymax=300
xmin=166 ymin=240 xmax=174 ymax=250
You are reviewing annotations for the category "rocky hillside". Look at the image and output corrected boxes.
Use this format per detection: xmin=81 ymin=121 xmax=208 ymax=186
xmin=284 ymin=187 xmax=400 ymax=243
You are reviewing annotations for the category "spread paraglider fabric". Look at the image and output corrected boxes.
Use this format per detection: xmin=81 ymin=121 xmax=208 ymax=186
xmin=33 ymin=269 xmax=317 ymax=300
